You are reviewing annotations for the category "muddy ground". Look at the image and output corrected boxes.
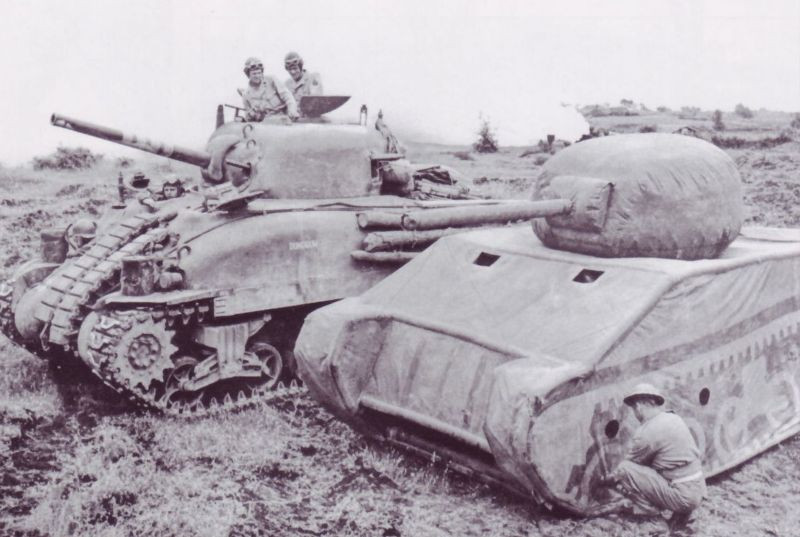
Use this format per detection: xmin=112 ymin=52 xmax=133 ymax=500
xmin=2 ymin=109 xmax=800 ymax=536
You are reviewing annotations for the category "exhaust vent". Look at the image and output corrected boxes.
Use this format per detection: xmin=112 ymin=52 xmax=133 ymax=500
xmin=573 ymin=269 xmax=603 ymax=283
xmin=474 ymin=252 xmax=500 ymax=266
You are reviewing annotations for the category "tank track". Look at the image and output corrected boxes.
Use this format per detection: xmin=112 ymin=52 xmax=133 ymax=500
xmin=34 ymin=212 xmax=172 ymax=350
xmin=85 ymin=308 xmax=307 ymax=418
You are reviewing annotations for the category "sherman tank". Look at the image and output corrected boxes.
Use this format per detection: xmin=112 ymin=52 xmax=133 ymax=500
xmin=294 ymin=133 xmax=800 ymax=515
xmin=0 ymin=98 xmax=549 ymax=417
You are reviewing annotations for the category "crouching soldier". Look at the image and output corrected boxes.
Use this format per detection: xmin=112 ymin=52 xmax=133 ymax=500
xmin=598 ymin=383 xmax=706 ymax=528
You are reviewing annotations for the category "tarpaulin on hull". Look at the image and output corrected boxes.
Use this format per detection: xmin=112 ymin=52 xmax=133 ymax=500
xmin=294 ymin=224 xmax=800 ymax=514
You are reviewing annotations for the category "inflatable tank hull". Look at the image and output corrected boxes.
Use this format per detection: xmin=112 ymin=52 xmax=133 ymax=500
xmin=294 ymin=224 xmax=800 ymax=514
xmin=294 ymin=134 xmax=797 ymax=515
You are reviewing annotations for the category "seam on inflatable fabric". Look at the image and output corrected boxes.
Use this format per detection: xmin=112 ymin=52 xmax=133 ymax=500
xmin=362 ymin=311 xmax=539 ymax=363
xmin=596 ymin=253 xmax=800 ymax=368
xmin=327 ymin=318 xmax=359 ymax=411
xmin=561 ymin=296 xmax=800 ymax=404
xmin=677 ymin=248 xmax=800 ymax=278
xmin=595 ymin=276 xmax=680 ymax=366
xmin=358 ymin=394 xmax=491 ymax=452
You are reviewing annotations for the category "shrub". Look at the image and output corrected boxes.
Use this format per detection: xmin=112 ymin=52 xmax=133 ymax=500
xmin=639 ymin=125 xmax=658 ymax=133
xmin=680 ymin=106 xmax=700 ymax=118
xmin=33 ymin=147 xmax=102 ymax=170
xmin=734 ymin=103 xmax=754 ymax=119
xmin=711 ymin=133 xmax=792 ymax=149
xmin=712 ymin=110 xmax=726 ymax=131
xmin=790 ymin=113 xmax=800 ymax=129
xmin=473 ymin=116 xmax=498 ymax=153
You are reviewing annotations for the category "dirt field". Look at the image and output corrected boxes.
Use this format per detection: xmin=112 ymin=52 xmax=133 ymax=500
xmin=2 ymin=108 xmax=800 ymax=536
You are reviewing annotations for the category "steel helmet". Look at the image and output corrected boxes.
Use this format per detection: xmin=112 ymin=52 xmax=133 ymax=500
xmin=70 ymin=218 xmax=97 ymax=240
xmin=128 ymin=170 xmax=150 ymax=190
xmin=244 ymin=57 xmax=264 ymax=75
xmin=623 ymin=383 xmax=665 ymax=407
xmin=284 ymin=51 xmax=303 ymax=70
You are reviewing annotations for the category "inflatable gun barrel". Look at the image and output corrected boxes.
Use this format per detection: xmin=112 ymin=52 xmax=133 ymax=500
xmin=353 ymin=200 xmax=573 ymax=262
xmin=357 ymin=200 xmax=572 ymax=232
xmin=50 ymin=113 xmax=249 ymax=171
xmin=400 ymin=200 xmax=571 ymax=230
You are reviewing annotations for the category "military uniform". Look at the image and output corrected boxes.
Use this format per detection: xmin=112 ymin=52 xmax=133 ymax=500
xmin=611 ymin=410 xmax=706 ymax=515
xmin=285 ymin=71 xmax=323 ymax=100
xmin=242 ymin=76 xmax=298 ymax=122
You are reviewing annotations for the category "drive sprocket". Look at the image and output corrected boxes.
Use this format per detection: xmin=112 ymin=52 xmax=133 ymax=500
xmin=84 ymin=310 xmax=177 ymax=391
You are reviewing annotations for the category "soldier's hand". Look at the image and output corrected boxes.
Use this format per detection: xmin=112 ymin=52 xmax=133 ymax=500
xmin=596 ymin=473 xmax=618 ymax=488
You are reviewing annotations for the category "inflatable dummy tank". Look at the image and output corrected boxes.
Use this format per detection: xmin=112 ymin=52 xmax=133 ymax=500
xmin=0 ymin=98 xmax=554 ymax=417
xmin=295 ymin=133 xmax=800 ymax=515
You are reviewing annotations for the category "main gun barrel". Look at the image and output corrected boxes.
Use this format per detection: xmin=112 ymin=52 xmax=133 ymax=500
xmin=51 ymin=113 xmax=212 ymax=168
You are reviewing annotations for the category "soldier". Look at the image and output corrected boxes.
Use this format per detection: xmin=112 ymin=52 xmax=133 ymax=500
xmin=283 ymin=52 xmax=323 ymax=100
xmin=596 ymin=383 xmax=706 ymax=529
xmin=241 ymin=57 xmax=299 ymax=122
xmin=160 ymin=177 xmax=184 ymax=200
xmin=137 ymin=176 xmax=187 ymax=212
xmin=66 ymin=218 xmax=97 ymax=253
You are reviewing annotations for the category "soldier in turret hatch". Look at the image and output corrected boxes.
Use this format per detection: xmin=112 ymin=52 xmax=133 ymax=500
xmin=283 ymin=52 xmax=323 ymax=101
xmin=240 ymin=57 xmax=299 ymax=122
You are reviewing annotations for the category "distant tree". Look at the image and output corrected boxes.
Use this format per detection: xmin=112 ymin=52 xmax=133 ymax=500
xmin=790 ymin=113 xmax=800 ymax=129
xmin=734 ymin=103 xmax=754 ymax=119
xmin=473 ymin=116 xmax=499 ymax=153
xmin=680 ymin=106 xmax=700 ymax=118
xmin=656 ymin=106 xmax=671 ymax=113
xmin=620 ymin=98 xmax=634 ymax=106
xmin=712 ymin=110 xmax=726 ymax=131
xmin=639 ymin=125 xmax=658 ymax=133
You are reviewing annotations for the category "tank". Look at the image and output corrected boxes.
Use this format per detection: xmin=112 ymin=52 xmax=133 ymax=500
xmin=0 ymin=100 xmax=553 ymax=417
xmin=294 ymin=133 xmax=800 ymax=515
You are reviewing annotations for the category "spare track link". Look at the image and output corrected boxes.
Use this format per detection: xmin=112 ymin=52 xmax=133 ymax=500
xmin=34 ymin=213 xmax=168 ymax=349
xmin=86 ymin=306 xmax=307 ymax=419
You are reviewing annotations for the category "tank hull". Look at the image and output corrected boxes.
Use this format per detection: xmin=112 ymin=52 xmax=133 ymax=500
xmin=1 ymin=194 xmax=536 ymax=415
xmin=294 ymin=225 xmax=800 ymax=514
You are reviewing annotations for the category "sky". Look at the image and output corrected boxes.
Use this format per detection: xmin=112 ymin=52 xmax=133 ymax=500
xmin=0 ymin=0 xmax=798 ymax=164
